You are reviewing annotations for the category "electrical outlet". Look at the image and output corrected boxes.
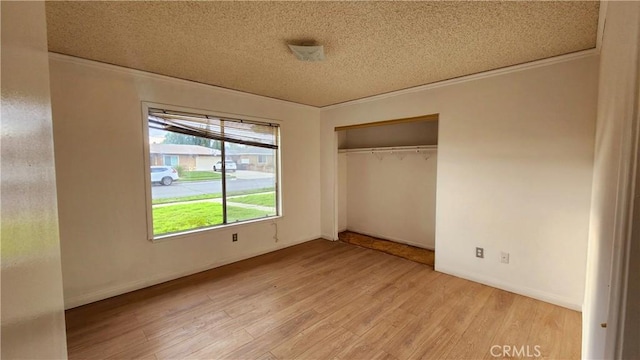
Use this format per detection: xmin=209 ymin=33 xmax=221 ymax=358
xmin=476 ymin=247 xmax=484 ymax=258
xmin=232 ymin=233 xmax=238 ymax=242
xmin=501 ymin=252 xmax=509 ymax=264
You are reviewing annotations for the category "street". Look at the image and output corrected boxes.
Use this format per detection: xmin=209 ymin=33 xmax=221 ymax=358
xmin=151 ymin=177 xmax=275 ymax=199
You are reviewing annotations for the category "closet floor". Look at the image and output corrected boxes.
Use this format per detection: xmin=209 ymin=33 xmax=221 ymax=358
xmin=338 ymin=231 xmax=435 ymax=267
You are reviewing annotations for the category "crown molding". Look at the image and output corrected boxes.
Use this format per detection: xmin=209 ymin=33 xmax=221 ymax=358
xmin=50 ymin=46 xmax=600 ymax=112
xmin=597 ymin=0 xmax=608 ymax=51
xmin=47 ymin=52 xmax=319 ymax=111
xmin=321 ymin=48 xmax=599 ymax=110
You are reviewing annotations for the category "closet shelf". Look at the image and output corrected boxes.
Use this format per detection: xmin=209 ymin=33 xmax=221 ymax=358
xmin=338 ymin=145 xmax=437 ymax=154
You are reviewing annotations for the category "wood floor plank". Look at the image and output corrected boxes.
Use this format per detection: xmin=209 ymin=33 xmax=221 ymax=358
xmin=238 ymin=295 xmax=306 ymax=337
xmin=106 ymin=325 xmax=201 ymax=359
xmin=105 ymin=333 xmax=174 ymax=359
xmin=185 ymin=329 xmax=254 ymax=359
xmin=223 ymin=244 xmax=373 ymax=319
xmin=69 ymin=329 xmax=147 ymax=360
xmin=397 ymin=271 xmax=456 ymax=315
xmin=526 ymin=301 xmax=569 ymax=359
xmin=66 ymin=241 xmax=335 ymax=336
xmin=240 ymin=251 xmax=407 ymax=339
xmin=335 ymin=307 xmax=416 ymax=359
xmin=372 ymin=265 xmax=440 ymax=312
xmin=66 ymin=312 xmax=144 ymax=350
xmin=482 ymin=294 xmax=539 ymax=360
xmin=230 ymin=249 xmax=389 ymax=339
xmin=369 ymin=349 xmax=400 ymax=360
xmin=143 ymin=307 xmax=231 ymax=340
xmin=560 ymin=309 xmax=582 ymax=359
xmin=65 ymin=239 xmax=581 ymax=360
xmin=310 ymin=253 xmax=401 ymax=314
xmin=384 ymin=279 xmax=492 ymax=359
xmin=342 ymin=297 xmax=393 ymax=336
xmin=220 ymin=309 xmax=325 ymax=360
xmin=295 ymin=327 xmax=359 ymax=360
xmin=153 ymin=327 xmax=234 ymax=360
xmin=256 ymin=352 xmax=279 ymax=360
xmin=407 ymin=285 xmax=494 ymax=360
xmin=442 ymin=288 xmax=515 ymax=359
xmin=270 ymin=294 xmax=379 ymax=359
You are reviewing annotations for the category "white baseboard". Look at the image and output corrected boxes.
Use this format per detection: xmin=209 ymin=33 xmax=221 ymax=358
xmin=64 ymin=235 xmax=321 ymax=309
xmin=345 ymin=227 xmax=435 ymax=251
xmin=321 ymin=232 xmax=338 ymax=241
xmin=435 ymin=264 xmax=582 ymax=312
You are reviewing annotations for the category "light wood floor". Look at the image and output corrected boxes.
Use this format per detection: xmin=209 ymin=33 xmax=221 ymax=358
xmin=65 ymin=240 xmax=581 ymax=359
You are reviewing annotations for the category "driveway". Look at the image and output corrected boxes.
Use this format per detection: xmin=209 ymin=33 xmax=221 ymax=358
xmin=233 ymin=170 xmax=275 ymax=180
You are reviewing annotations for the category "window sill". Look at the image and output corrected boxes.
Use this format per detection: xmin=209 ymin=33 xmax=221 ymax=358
xmin=151 ymin=215 xmax=282 ymax=243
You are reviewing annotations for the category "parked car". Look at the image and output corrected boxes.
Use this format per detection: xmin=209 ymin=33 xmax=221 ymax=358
xmin=150 ymin=166 xmax=179 ymax=185
xmin=213 ymin=160 xmax=237 ymax=172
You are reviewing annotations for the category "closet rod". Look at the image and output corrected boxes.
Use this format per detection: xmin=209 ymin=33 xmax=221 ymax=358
xmin=338 ymin=145 xmax=437 ymax=154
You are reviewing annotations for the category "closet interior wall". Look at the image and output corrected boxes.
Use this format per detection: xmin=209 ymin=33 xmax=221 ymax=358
xmin=337 ymin=120 xmax=438 ymax=250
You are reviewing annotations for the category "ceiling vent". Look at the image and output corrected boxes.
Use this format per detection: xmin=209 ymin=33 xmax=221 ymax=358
xmin=288 ymin=44 xmax=325 ymax=62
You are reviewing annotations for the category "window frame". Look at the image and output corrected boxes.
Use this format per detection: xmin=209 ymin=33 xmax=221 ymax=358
xmin=163 ymin=155 xmax=179 ymax=166
xmin=141 ymin=102 xmax=282 ymax=241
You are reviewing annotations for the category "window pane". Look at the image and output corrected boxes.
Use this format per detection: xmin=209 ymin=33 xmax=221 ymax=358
xmin=150 ymin=128 xmax=225 ymax=236
xmin=224 ymin=143 xmax=277 ymax=223
xmin=148 ymin=108 xmax=279 ymax=238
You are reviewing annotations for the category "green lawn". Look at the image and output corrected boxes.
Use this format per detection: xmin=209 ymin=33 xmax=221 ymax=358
xmin=228 ymin=192 xmax=276 ymax=207
xmin=153 ymin=193 xmax=222 ymax=205
xmin=152 ymin=187 xmax=276 ymax=205
xmin=153 ymin=202 xmax=272 ymax=235
xmin=179 ymin=170 xmax=233 ymax=182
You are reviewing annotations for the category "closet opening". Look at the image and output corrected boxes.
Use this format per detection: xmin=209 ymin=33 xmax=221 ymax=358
xmin=335 ymin=114 xmax=439 ymax=266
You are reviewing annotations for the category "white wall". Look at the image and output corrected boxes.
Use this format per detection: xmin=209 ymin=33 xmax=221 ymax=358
xmin=49 ymin=55 xmax=321 ymax=308
xmin=337 ymin=122 xmax=439 ymax=246
xmin=622 ymin=133 xmax=640 ymax=359
xmin=338 ymin=153 xmax=348 ymax=232
xmin=1 ymin=2 xmax=68 ymax=358
xmin=345 ymin=151 xmax=437 ymax=249
xmin=321 ymin=55 xmax=599 ymax=310
xmin=582 ymin=2 xmax=640 ymax=359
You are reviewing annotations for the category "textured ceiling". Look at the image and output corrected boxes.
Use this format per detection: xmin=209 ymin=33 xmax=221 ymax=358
xmin=45 ymin=1 xmax=599 ymax=107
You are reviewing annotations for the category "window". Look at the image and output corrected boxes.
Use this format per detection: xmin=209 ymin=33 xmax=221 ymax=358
xmin=146 ymin=107 xmax=279 ymax=238
xmin=163 ymin=155 xmax=179 ymax=166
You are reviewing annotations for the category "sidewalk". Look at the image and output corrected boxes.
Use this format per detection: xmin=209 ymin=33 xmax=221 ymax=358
xmin=223 ymin=200 xmax=275 ymax=212
xmin=153 ymin=192 xmax=276 ymax=213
